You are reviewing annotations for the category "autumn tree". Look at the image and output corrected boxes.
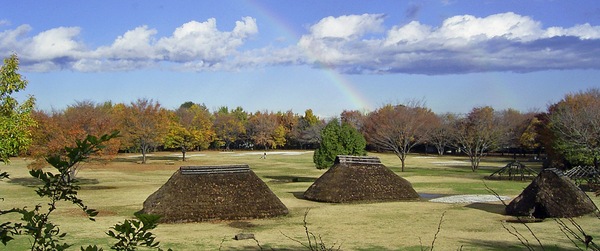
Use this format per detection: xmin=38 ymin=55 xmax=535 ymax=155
xmin=213 ymin=106 xmax=246 ymax=150
xmin=519 ymin=114 xmax=544 ymax=157
xmin=29 ymin=101 xmax=121 ymax=177
xmin=247 ymin=111 xmax=286 ymax=150
xmin=165 ymin=103 xmax=215 ymax=161
xmin=290 ymin=109 xmax=324 ymax=149
xmin=277 ymin=110 xmax=299 ymax=148
xmin=340 ymin=110 xmax=365 ymax=131
xmin=449 ymin=106 xmax=503 ymax=171
xmin=0 ymin=54 xmax=36 ymax=164
xmin=428 ymin=113 xmax=455 ymax=155
xmin=313 ymin=118 xmax=366 ymax=169
xmin=546 ymin=88 xmax=600 ymax=168
xmin=118 ymin=98 xmax=169 ymax=164
xmin=495 ymin=109 xmax=536 ymax=157
xmin=363 ymin=102 xmax=437 ymax=172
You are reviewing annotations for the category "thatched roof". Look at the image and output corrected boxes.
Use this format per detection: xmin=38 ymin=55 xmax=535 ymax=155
xmin=303 ymin=155 xmax=419 ymax=203
xmin=141 ymin=165 xmax=288 ymax=223
xmin=506 ymin=168 xmax=597 ymax=218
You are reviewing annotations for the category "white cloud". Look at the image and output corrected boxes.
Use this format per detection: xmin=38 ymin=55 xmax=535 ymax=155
xmin=307 ymin=14 xmax=384 ymax=39
xmin=24 ymin=27 xmax=84 ymax=61
xmin=157 ymin=17 xmax=257 ymax=62
xmin=1 ymin=12 xmax=600 ymax=74
xmin=298 ymin=12 xmax=600 ymax=74
xmin=93 ymin=26 xmax=159 ymax=60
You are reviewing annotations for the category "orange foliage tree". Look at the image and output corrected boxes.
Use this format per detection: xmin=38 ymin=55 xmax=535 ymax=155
xmin=29 ymin=101 xmax=120 ymax=176
xmin=117 ymin=98 xmax=169 ymax=164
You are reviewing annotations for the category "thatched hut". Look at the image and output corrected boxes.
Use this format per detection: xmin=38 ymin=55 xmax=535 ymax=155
xmin=303 ymin=155 xmax=419 ymax=203
xmin=506 ymin=168 xmax=597 ymax=218
xmin=141 ymin=165 xmax=288 ymax=223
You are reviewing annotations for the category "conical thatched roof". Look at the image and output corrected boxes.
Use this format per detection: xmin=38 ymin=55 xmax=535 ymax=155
xmin=303 ymin=155 xmax=419 ymax=203
xmin=506 ymin=168 xmax=597 ymax=218
xmin=142 ymin=165 xmax=288 ymax=223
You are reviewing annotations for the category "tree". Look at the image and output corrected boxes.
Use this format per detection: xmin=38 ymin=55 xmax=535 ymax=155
xmin=547 ymin=88 xmax=600 ymax=168
xmin=163 ymin=120 xmax=196 ymax=162
xmin=0 ymin=54 xmax=36 ymax=164
xmin=213 ymin=107 xmax=246 ymax=150
xmin=363 ymin=103 xmax=436 ymax=172
xmin=313 ymin=118 xmax=366 ymax=169
xmin=428 ymin=113 xmax=454 ymax=155
xmin=496 ymin=108 xmax=535 ymax=157
xmin=340 ymin=110 xmax=365 ymax=131
xmin=29 ymin=101 xmax=121 ymax=177
xmin=519 ymin=115 xmax=543 ymax=157
xmin=247 ymin=111 xmax=286 ymax=150
xmin=165 ymin=103 xmax=215 ymax=161
xmin=118 ymin=99 xmax=169 ymax=164
xmin=290 ymin=109 xmax=324 ymax=149
xmin=449 ymin=106 xmax=502 ymax=171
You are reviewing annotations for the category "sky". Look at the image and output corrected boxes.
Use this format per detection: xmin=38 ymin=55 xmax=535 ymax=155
xmin=2 ymin=0 xmax=600 ymax=117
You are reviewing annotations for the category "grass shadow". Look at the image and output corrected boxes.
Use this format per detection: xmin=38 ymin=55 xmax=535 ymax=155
xmin=290 ymin=191 xmax=306 ymax=200
xmin=8 ymin=177 xmax=100 ymax=187
xmin=465 ymin=202 xmax=506 ymax=215
xmin=113 ymin=155 xmax=182 ymax=163
xmin=459 ymin=238 xmax=567 ymax=251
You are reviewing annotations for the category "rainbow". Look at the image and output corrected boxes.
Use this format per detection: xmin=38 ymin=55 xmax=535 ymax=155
xmin=242 ymin=0 xmax=374 ymax=112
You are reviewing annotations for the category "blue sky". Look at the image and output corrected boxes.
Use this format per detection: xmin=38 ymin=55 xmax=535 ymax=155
xmin=2 ymin=0 xmax=600 ymax=117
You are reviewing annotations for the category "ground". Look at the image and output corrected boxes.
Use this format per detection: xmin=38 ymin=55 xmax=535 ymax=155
xmin=1 ymin=151 xmax=599 ymax=250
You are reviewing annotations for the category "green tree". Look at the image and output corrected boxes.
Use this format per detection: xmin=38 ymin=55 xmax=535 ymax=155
xmin=313 ymin=118 xmax=366 ymax=169
xmin=0 ymin=54 xmax=36 ymax=164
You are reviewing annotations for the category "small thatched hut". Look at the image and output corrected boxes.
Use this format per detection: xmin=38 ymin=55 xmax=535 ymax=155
xmin=506 ymin=168 xmax=597 ymax=218
xmin=303 ymin=155 xmax=419 ymax=203
xmin=142 ymin=165 xmax=288 ymax=223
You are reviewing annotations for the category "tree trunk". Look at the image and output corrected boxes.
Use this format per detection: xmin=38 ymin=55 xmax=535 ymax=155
xmin=141 ymin=147 xmax=147 ymax=164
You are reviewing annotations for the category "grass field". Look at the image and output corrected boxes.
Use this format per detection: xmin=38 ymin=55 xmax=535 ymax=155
xmin=1 ymin=151 xmax=599 ymax=250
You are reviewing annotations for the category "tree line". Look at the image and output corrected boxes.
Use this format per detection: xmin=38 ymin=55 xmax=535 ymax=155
xmin=1 ymin=53 xmax=597 ymax=173
xmin=25 ymin=88 xmax=600 ymax=173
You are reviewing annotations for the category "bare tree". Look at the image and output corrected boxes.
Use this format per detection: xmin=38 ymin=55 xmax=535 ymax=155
xmin=449 ymin=106 xmax=502 ymax=171
xmin=363 ymin=102 xmax=436 ymax=172
xmin=428 ymin=113 xmax=455 ymax=155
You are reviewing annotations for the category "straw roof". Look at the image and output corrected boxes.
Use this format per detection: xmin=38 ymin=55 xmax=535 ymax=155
xmin=303 ymin=155 xmax=419 ymax=203
xmin=141 ymin=165 xmax=288 ymax=223
xmin=506 ymin=168 xmax=597 ymax=218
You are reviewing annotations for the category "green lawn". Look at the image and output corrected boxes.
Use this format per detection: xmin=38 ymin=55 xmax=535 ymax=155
xmin=1 ymin=151 xmax=598 ymax=250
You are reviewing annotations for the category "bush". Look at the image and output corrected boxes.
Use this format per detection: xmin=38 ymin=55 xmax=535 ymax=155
xmin=313 ymin=119 xmax=366 ymax=169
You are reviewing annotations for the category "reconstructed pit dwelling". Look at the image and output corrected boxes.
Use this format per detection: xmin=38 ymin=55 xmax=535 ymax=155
xmin=141 ymin=165 xmax=288 ymax=223
xmin=303 ymin=155 xmax=420 ymax=203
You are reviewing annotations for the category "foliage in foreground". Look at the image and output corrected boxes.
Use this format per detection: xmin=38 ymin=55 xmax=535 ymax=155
xmin=1 ymin=131 xmax=171 ymax=251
